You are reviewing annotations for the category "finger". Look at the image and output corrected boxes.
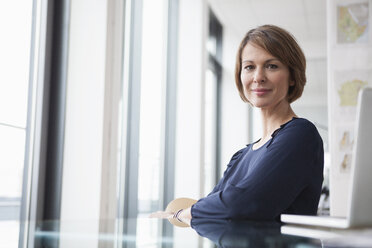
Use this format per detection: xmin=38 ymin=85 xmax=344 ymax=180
xmin=149 ymin=211 xmax=163 ymax=218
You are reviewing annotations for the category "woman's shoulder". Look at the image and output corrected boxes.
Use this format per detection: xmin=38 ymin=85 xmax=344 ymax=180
xmin=273 ymin=117 xmax=322 ymax=145
xmin=281 ymin=117 xmax=318 ymax=134
xmin=226 ymin=146 xmax=249 ymax=166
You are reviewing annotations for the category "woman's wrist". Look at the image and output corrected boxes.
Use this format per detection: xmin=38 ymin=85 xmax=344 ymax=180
xmin=179 ymin=207 xmax=192 ymax=220
xmin=176 ymin=207 xmax=191 ymax=226
xmin=173 ymin=209 xmax=184 ymax=223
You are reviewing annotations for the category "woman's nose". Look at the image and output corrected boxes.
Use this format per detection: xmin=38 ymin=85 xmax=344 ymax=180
xmin=253 ymin=67 xmax=265 ymax=83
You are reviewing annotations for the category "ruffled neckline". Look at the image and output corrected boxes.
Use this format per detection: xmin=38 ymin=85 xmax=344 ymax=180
xmin=250 ymin=117 xmax=299 ymax=150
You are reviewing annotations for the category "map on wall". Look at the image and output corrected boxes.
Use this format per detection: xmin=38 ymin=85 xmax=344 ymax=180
xmin=334 ymin=70 xmax=370 ymax=120
xmin=338 ymin=79 xmax=368 ymax=106
xmin=336 ymin=126 xmax=355 ymax=173
xmin=333 ymin=70 xmax=371 ymax=174
xmin=337 ymin=1 xmax=369 ymax=44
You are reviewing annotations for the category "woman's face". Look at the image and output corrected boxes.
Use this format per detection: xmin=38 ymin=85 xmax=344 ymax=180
xmin=240 ymin=42 xmax=293 ymax=109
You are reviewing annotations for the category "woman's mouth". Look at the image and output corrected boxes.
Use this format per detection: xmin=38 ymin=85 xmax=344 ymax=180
xmin=252 ymin=88 xmax=271 ymax=96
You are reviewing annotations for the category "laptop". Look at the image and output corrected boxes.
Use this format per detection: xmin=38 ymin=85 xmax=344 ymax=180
xmin=281 ymin=87 xmax=372 ymax=229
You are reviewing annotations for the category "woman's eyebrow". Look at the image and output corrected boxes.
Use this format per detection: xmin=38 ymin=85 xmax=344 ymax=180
xmin=242 ymin=58 xmax=280 ymax=64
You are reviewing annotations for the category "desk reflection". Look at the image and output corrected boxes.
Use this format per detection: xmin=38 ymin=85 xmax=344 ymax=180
xmin=191 ymin=218 xmax=322 ymax=248
xmin=30 ymin=217 xmax=326 ymax=248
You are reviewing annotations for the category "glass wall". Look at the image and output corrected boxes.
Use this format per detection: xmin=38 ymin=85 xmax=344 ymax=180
xmin=136 ymin=0 xmax=167 ymax=245
xmin=0 ymin=1 xmax=33 ymax=247
xmin=118 ymin=0 xmax=177 ymax=245
xmin=137 ymin=0 xmax=167 ymax=216
xmin=203 ymin=69 xmax=218 ymax=194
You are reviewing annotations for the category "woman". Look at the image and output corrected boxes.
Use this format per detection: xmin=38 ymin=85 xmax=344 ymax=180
xmin=151 ymin=25 xmax=324 ymax=226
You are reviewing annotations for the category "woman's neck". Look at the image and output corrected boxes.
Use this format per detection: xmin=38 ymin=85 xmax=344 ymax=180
xmin=259 ymin=102 xmax=296 ymax=141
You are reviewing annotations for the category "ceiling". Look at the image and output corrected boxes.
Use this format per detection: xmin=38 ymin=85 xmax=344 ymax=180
xmin=208 ymin=0 xmax=327 ymax=46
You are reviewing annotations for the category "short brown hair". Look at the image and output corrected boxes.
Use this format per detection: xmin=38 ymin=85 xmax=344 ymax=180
xmin=235 ymin=25 xmax=306 ymax=103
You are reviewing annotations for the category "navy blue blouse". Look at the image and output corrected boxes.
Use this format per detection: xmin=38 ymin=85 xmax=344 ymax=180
xmin=191 ymin=117 xmax=324 ymax=221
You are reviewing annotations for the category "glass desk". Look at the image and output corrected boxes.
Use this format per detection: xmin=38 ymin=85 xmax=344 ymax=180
xmin=14 ymin=216 xmax=372 ymax=247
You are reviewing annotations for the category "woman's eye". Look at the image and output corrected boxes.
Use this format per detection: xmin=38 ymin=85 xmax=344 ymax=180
xmin=267 ymin=64 xmax=278 ymax=69
xmin=244 ymin=65 xmax=254 ymax=70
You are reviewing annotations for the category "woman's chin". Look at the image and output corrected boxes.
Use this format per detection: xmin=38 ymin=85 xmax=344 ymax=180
xmin=251 ymin=101 xmax=268 ymax=108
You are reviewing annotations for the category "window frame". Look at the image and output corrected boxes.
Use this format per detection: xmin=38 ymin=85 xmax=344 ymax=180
xmin=206 ymin=9 xmax=223 ymax=183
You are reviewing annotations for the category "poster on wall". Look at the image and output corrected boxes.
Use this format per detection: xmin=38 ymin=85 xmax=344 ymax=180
xmin=329 ymin=0 xmax=372 ymax=216
xmin=335 ymin=124 xmax=355 ymax=174
xmin=332 ymin=70 xmax=370 ymax=177
xmin=337 ymin=1 xmax=369 ymax=44
xmin=333 ymin=70 xmax=370 ymax=120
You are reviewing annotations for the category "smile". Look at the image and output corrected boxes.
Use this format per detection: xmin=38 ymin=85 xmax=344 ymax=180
xmin=252 ymin=88 xmax=271 ymax=96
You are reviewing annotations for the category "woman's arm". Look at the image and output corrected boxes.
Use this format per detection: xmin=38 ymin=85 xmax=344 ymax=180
xmin=191 ymin=121 xmax=324 ymax=220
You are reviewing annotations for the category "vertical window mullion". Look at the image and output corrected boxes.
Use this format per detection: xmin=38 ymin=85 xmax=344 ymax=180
xmin=123 ymin=0 xmax=143 ymax=238
xmin=204 ymin=9 xmax=223 ymax=192
xmin=161 ymin=0 xmax=179 ymax=244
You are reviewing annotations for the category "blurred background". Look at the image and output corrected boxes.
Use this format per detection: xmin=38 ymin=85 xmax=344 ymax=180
xmin=0 ymin=0 xmax=328 ymax=247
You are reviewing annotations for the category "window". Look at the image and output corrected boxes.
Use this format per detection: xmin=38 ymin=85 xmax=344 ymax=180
xmin=0 ymin=1 xmax=34 ymax=247
xmin=136 ymin=0 xmax=167 ymax=244
xmin=118 ymin=0 xmax=178 ymax=245
xmin=203 ymin=9 xmax=223 ymax=194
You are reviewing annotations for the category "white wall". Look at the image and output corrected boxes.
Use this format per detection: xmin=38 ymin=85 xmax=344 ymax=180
xmin=327 ymin=0 xmax=372 ymax=217
xmin=60 ymin=0 xmax=107 ymax=247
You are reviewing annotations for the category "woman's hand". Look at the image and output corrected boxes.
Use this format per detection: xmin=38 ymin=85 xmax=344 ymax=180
xmin=149 ymin=198 xmax=196 ymax=227
xmin=149 ymin=207 xmax=192 ymax=227
xmin=177 ymin=207 xmax=191 ymax=226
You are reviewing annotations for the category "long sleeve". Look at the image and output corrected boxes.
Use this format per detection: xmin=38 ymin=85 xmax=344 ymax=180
xmin=191 ymin=119 xmax=324 ymax=220
xmin=206 ymin=147 xmax=247 ymax=196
